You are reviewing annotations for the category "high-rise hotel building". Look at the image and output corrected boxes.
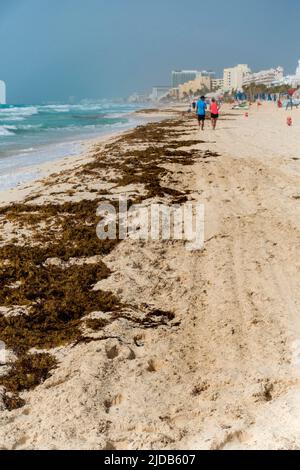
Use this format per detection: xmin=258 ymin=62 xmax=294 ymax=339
xmin=0 ymin=80 xmax=6 ymax=104
xmin=172 ymin=70 xmax=199 ymax=88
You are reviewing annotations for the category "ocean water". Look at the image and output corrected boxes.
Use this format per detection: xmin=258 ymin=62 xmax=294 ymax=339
xmin=0 ymin=102 xmax=145 ymax=191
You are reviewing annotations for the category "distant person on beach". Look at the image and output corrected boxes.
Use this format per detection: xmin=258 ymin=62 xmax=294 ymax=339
xmin=286 ymin=97 xmax=293 ymax=110
xmin=192 ymin=100 xmax=196 ymax=111
xmin=182 ymin=106 xmax=192 ymax=117
xmin=210 ymin=98 xmax=219 ymax=130
xmin=196 ymin=96 xmax=207 ymax=130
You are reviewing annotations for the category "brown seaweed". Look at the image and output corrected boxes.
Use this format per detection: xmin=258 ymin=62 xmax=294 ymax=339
xmin=0 ymin=115 xmax=210 ymax=410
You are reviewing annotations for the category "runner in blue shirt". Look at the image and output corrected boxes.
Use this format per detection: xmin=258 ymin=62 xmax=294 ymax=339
xmin=196 ymin=96 xmax=207 ymax=130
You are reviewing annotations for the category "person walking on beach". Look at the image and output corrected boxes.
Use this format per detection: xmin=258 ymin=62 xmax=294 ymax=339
xmin=210 ymin=98 xmax=219 ymax=130
xmin=286 ymin=96 xmax=293 ymax=111
xmin=196 ymin=96 xmax=207 ymax=130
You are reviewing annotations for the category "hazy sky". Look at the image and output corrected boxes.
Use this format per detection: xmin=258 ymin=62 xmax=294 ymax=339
xmin=1 ymin=0 xmax=300 ymax=103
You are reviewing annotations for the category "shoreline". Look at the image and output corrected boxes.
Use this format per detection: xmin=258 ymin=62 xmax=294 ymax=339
xmin=0 ymin=108 xmax=178 ymax=205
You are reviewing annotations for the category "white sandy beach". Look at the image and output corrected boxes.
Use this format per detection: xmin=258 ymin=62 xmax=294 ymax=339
xmin=0 ymin=102 xmax=300 ymax=449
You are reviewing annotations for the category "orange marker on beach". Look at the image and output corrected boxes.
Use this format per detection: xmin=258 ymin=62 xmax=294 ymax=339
xmin=287 ymin=116 xmax=292 ymax=126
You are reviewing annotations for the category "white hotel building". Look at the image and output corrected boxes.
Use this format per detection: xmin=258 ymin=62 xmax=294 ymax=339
xmin=242 ymin=67 xmax=284 ymax=87
xmin=223 ymin=64 xmax=250 ymax=92
xmin=0 ymin=80 xmax=6 ymax=104
xmin=277 ymin=60 xmax=300 ymax=87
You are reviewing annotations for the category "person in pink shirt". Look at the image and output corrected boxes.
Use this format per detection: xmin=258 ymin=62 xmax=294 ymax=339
xmin=210 ymin=98 xmax=220 ymax=130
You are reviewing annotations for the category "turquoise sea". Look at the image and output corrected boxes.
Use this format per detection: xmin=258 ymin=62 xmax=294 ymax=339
xmin=0 ymin=101 xmax=145 ymax=191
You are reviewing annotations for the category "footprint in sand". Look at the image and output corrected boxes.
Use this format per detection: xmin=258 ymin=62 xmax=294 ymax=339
xmin=105 ymin=344 xmax=119 ymax=360
xmin=147 ymin=359 xmax=163 ymax=373
xmin=104 ymin=394 xmax=124 ymax=413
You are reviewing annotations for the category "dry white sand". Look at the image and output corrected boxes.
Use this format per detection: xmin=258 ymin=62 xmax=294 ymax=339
xmin=0 ymin=103 xmax=300 ymax=449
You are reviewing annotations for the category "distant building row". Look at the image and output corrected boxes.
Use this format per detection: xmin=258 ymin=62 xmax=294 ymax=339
xmin=130 ymin=60 xmax=300 ymax=103
xmin=170 ymin=65 xmax=286 ymax=98
xmin=169 ymin=60 xmax=300 ymax=99
xmin=224 ymin=61 xmax=300 ymax=90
